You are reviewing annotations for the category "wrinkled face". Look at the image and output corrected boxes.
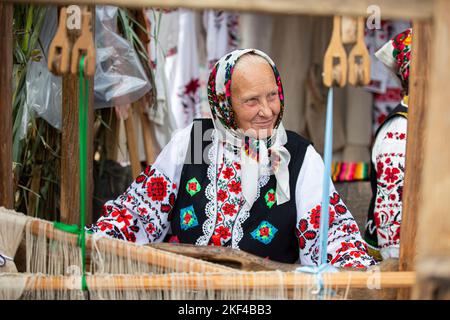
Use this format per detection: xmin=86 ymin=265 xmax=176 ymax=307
xmin=231 ymin=56 xmax=281 ymax=139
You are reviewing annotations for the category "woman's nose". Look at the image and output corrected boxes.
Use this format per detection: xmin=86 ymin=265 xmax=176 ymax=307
xmin=258 ymin=100 xmax=272 ymax=117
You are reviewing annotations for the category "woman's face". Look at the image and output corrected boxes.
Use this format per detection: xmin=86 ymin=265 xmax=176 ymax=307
xmin=231 ymin=57 xmax=281 ymax=139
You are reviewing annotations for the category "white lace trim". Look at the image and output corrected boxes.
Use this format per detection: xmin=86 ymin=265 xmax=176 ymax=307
xmin=195 ymin=129 xmax=271 ymax=248
xmin=195 ymin=130 xmax=218 ymax=246
xmin=231 ymin=174 xmax=270 ymax=249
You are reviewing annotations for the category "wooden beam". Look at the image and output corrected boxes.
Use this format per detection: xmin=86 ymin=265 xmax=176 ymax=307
xmin=137 ymin=99 xmax=156 ymax=165
xmin=124 ymin=104 xmax=142 ymax=178
xmin=60 ymin=74 xmax=94 ymax=225
xmin=20 ymin=271 xmax=416 ymax=291
xmin=413 ymin=0 xmax=450 ymax=300
xmin=60 ymin=8 xmax=95 ymax=226
xmin=0 ymin=3 xmax=14 ymax=209
xmin=9 ymin=0 xmax=433 ymax=20
xmin=397 ymin=21 xmax=431 ymax=300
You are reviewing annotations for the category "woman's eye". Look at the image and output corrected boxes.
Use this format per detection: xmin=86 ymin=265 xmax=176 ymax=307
xmin=246 ymin=98 xmax=258 ymax=105
xmin=268 ymin=92 xmax=278 ymax=100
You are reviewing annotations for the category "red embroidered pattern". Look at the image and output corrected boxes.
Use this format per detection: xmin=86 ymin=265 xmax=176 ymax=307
xmin=297 ymin=191 xmax=375 ymax=268
xmin=384 ymin=131 xmax=407 ymax=140
xmin=147 ymin=176 xmax=168 ymax=201
xmin=87 ymin=166 xmax=177 ymax=244
xmin=374 ymin=151 xmax=405 ymax=251
xmin=210 ymin=143 xmax=244 ymax=246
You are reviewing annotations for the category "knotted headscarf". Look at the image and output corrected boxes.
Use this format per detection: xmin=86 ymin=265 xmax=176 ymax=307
xmin=375 ymin=28 xmax=412 ymax=96
xmin=207 ymin=49 xmax=291 ymax=207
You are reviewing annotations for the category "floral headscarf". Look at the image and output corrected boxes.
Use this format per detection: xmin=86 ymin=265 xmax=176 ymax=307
xmin=375 ymin=28 xmax=412 ymax=95
xmin=207 ymin=48 xmax=285 ymax=132
xmin=207 ymin=49 xmax=291 ymax=207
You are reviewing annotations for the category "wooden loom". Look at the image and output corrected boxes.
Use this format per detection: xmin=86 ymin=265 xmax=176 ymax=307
xmin=0 ymin=0 xmax=448 ymax=299
xmin=1 ymin=207 xmax=415 ymax=299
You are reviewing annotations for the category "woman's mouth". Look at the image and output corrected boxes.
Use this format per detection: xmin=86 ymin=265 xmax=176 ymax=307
xmin=253 ymin=119 xmax=274 ymax=127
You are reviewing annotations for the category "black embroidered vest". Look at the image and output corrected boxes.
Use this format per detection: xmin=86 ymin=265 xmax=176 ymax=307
xmin=168 ymin=119 xmax=311 ymax=263
xmin=364 ymin=104 xmax=408 ymax=249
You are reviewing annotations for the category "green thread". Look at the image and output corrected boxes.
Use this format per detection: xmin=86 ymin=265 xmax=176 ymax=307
xmin=79 ymin=55 xmax=88 ymax=291
xmin=53 ymin=222 xmax=80 ymax=234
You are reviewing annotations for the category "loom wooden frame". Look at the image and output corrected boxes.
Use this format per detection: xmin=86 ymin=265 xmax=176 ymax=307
xmin=1 ymin=0 xmax=448 ymax=299
xmin=19 ymin=272 xmax=415 ymax=291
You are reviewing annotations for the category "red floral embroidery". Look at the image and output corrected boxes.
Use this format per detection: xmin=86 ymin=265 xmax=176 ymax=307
xmin=384 ymin=167 xmax=400 ymax=183
xmin=90 ymin=168 xmax=176 ymax=244
xmin=222 ymin=167 xmax=234 ymax=179
xmin=138 ymin=207 xmax=148 ymax=216
xmin=121 ymin=227 xmax=136 ymax=242
xmin=102 ymin=205 xmax=113 ymax=217
xmin=350 ymin=251 xmax=363 ymax=258
xmin=309 ymin=205 xmax=335 ymax=229
xmin=188 ymin=182 xmax=197 ymax=191
xmin=259 ymin=227 xmax=269 ymax=237
xmin=111 ymin=208 xmax=132 ymax=226
xmin=216 ymin=212 xmax=223 ymax=223
xmin=228 ymin=181 xmax=242 ymax=194
xmin=183 ymin=213 xmax=192 ymax=224
xmin=385 ymin=131 xmax=407 ymax=140
xmin=210 ymin=151 xmax=243 ymax=246
xmin=338 ymin=242 xmax=356 ymax=253
xmin=334 ymin=204 xmax=347 ymax=215
xmin=329 ymin=192 xmax=340 ymax=205
xmin=217 ymin=189 xmax=228 ymax=202
xmin=98 ymin=221 xmax=113 ymax=232
xmin=376 ymin=161 xmax=384 ymax=179
xmin=146 ymin=223 xmax=156 ymax=234
xmin=209 ymin=235 xmax=221 ymax=246
xmin=342 ymin=224 xmax=359 ymax=234
xmin=296 ymin=219 xmax=317 ymax=249
xmin=222 ymin=203 xmax=237 ymax=216
xmin=147 ymin=176 xmax=168 ymax=201
xmin=216 ymin=226 xmax=231 ymax=239
xmin=144 ymin=166 xmax=154 ymax=176
xmin=136 ymin=174 xmax=146 ymax=184
xmin=184 ymin=79 xmax=200 ymax=95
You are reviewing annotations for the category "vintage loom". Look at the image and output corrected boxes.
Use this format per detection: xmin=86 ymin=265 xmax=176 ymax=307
xmin=2 ymin=0 xmax=440 ymax=300
xmin=0 ymin=206 xmax=415 ymax=300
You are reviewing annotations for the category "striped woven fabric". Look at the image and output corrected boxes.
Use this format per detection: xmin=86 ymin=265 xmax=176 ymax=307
xmin=331 ymin=162 xmax=370 ymax=182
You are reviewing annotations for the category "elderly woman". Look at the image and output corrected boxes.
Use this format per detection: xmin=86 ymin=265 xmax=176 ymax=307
xmin=88 ymin=49 xmax=375 ymax=268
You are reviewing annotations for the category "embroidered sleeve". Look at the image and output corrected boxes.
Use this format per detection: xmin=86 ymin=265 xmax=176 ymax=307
xmin=371 ymin=117 xmax=407 ymax=259
xmin=296 ymin=146 xmax=376 ymax=268
xmin=86 ymin=124 xmax=192 ymax=244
